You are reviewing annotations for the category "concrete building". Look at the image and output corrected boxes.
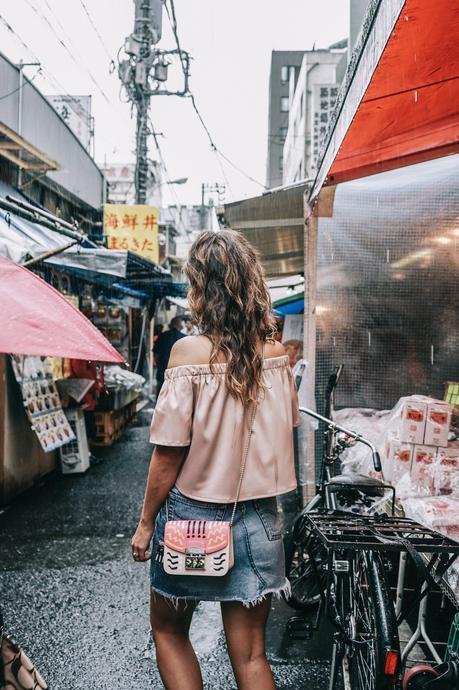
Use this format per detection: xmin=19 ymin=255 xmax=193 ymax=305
xmin=282 ymin=46 xmax=347 ymax=184
xmin=267 ymin=0 xmax=371 ymax=188
xmin=265 ymin=51 xmax=305 ymax=189
xmin=104 ymin=160 xmax=163 ymax=207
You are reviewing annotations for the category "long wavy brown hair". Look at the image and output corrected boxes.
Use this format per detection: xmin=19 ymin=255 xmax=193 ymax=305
xmin=185 ymin=230 xmax=276 ymax=404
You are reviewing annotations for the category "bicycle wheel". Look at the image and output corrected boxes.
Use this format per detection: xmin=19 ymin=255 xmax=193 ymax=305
xmin=345 ymin=550 xmax=400 ymax=690
xmin=284 ymin=522 xmax=328 ymax=609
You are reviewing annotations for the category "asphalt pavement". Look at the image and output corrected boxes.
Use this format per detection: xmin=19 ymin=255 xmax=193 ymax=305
xmin=0 ymin=419 xmax=334 ymax=690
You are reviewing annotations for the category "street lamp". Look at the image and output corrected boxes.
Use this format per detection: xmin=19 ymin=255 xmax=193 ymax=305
xmin=164 ymin=177 xmax=188 ymax=186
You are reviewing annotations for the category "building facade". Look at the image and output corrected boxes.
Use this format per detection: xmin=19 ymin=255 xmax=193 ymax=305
xmin=265 ymin=51 xmax=306 ymax=189
xmin=282 ymin=47 xmax=347 ymax=185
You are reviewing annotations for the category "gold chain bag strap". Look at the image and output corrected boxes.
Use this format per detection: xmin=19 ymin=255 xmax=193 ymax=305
xmin=163 ymin=402 xmax=257 ymax=576
xmin=1 ymin=622 xmax=48 ymax=690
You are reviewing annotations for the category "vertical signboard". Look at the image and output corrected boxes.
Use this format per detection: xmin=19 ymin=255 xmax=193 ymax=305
xmin=104 ymin=204 xmax=159 ymax=264
xmin=311 ymin=84 xmax=339 ymax=175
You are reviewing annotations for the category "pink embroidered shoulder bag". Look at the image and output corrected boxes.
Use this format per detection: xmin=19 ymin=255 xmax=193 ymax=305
xmin=163 ymin=404 xmax=256 ymax=577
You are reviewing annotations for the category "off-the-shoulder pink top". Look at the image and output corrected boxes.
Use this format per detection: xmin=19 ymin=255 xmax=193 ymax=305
xmin=150 ymin=355 xmax=300 ymax=503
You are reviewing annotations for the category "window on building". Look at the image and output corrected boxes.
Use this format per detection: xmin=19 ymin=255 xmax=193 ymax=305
xmin=279 ymin=155 xmax=284 ymax=174
xmin=280 ymin=65 xmax=289 ymax=83
xmin=279 ymin=126 xmax=288 ymax=143
xmin=280 ymin=97 xmax=289 ymax=112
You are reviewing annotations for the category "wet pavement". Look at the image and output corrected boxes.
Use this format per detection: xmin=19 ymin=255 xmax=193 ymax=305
xmin=0 ymin=422 xmax=334 ymax=689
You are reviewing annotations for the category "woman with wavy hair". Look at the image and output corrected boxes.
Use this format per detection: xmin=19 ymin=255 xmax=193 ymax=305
xmin=132 ymin=230 xmax=299 ymax=690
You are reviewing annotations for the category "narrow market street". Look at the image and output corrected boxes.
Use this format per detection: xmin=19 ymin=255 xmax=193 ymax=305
xmin=0 ymin=419 xmax=334 ymax=690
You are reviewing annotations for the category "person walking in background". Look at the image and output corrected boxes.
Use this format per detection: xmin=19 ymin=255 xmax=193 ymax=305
xmin=153 ymin=316 xmax=185 ymax=394
xmin=181 ymin=315 xmax=198 ymax=336
xmin=132 ymin=230 xmax=299 ymax=690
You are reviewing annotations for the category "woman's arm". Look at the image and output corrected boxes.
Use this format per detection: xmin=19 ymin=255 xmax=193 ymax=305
xmin=131 ymin=444 xmax=187 ymax=561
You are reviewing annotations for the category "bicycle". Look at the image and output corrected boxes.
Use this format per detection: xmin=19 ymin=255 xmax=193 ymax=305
xmin=285 ymin=365 xmax=393 ymax=609
xmin=285 ymin=367 xmax=459 ymax=690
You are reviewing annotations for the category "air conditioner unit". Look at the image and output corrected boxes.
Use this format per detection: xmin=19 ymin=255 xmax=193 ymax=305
xmin=60 ymin=408 xmax=90 ymax=474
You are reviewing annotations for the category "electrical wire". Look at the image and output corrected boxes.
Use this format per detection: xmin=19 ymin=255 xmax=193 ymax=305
xmin=78 ymin=0 xmax=114 ymax=63
xmin=165 ymin=0 xmax=267 ymax=191
xmin=25 ymin=0 xmax=111 ymax=104
xmin=213 ymin=149 xmax=234 ymax=201
xmin=148 ymin=117 xmax=185 ymax=225
xmin=0 ymin=11 xmax=125 ymax=158
xmin=0 ymin=66 xmax=41 ymax=100
xmin=0 ymin=13 xmax=88 ymax=127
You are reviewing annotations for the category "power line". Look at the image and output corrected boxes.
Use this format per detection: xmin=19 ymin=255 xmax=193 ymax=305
xmin=0 ymin=66 xmax=41 ymax=100
xmin=190 ymin=93 xmax=266 ymax=189
xmin=25 ymin=0 xmax=111 ymax=104
xmin=165 ymin=0 xmax=266 ymax=190
xmin=78 ymin=0 xmax=114 ymax=63
xmin=0 ymin=12 xmax=90 ymax=130
xmin=0 ymin=11 xmax=119 ymax=152
xmin=149 ymin=116 xmax=185 ymax=223
xmin=213 ymin=149 xmax=234 ymax=201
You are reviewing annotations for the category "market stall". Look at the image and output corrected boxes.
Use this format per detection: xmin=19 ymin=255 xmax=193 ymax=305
xmin=0 ymin=256 xmax=123 ymax=502
xmin=301 ymin=0 xmax=459 ymax=664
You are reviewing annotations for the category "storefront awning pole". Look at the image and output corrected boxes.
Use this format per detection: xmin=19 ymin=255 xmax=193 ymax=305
xmin=302 ymin=208 xmax=318 ymax=504
xmin=23 ymin=239 xmax=80 ymax=267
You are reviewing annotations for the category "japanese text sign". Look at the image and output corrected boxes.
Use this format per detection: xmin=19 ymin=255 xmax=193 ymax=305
xmin=104 ymin=204 xmax=159 ymax=263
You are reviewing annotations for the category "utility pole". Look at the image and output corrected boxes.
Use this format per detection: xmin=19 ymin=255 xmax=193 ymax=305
xmin=132 ymin=0 xmax=160 ymax=204
xmin=17 ymin=61 xmax=40 ymax=189
xmin=118 ymin=0 xmax=191 ymax=205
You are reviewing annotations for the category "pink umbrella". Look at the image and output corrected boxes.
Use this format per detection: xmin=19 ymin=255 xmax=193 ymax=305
xmin=0 ymin=256 xmax=124 ymax=362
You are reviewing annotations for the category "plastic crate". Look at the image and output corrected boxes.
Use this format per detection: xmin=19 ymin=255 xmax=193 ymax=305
xmin=445 ymin=613 xmax=459 ymax=662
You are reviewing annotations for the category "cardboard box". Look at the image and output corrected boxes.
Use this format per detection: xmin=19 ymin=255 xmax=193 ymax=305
xmin=434 ymin=447 xmax=459 ymax=495
xmin=411 ymin=445 xmax=437 ymax=495
xmin=399 ymin=400 xmax=427 ymax=444
xmin=384 ymin=439 xmax=413 ymax=484
xmin=424 ymin=401 xmax=452 ymax=447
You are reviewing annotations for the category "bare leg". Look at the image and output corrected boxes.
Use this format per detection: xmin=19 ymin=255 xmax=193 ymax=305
xmin=150 ymin=592 xmax=203 ymax=690
xmin=221 ymin=596 xmax=276 ymax=690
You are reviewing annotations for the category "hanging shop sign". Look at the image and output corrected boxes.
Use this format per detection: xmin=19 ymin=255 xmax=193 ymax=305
xmin=10 ymin=355 xmax=75 ymax=453
xmin=104 ymin=204 xmax=159 ymax=263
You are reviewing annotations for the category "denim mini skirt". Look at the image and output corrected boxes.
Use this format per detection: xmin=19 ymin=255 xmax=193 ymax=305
xmin=150 ymin=486 xmax=291 ymax=606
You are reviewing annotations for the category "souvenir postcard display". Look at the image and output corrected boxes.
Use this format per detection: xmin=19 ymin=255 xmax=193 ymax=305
xmin=10 ymin=355 xmax=75 ymax=452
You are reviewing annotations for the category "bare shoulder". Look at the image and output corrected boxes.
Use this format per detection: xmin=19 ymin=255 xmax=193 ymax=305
xmin=264 ymin=339 xmax=287 ymax=359
xmin=168 ymin=335 xmax=212 ymax=368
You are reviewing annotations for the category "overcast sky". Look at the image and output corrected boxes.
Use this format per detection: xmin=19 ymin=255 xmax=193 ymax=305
xmin=0 ymin=0 xmax=350 ymax=205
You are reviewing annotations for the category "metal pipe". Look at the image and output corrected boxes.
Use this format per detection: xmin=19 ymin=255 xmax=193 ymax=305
xmin=6 ymin=195 xmax=80 ymax=233
xmin=17 ymin=62 xmax=23 ymax=188
xmin=0 ymin=196 xmax=86 ymax=242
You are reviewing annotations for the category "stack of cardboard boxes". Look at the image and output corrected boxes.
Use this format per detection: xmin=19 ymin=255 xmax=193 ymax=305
xmin=382 ymin=395 xmax=459 ymax=594
xmin=383 ymin=396 xmax=457 ymax=496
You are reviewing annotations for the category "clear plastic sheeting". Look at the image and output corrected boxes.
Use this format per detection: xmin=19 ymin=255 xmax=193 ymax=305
xmin=103 ymin=365 xmax=145 ymax=391
xmin=314 ymin=154 xmax=459 ymax=416
xmin=334 ymin=407 xmax=391 ymax=478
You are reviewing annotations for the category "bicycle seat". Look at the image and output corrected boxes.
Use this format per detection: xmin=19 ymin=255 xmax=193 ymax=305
xmin=327 ymin=473 xmax=386 ymax=496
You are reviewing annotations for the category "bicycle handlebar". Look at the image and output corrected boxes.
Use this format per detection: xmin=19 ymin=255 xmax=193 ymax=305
xmin=298 ymin=406 xmax=382 ymax=474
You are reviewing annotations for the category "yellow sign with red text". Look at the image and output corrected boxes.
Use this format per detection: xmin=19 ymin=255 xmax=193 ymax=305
xmin=103 ymin=204 xmax=159 ymax=264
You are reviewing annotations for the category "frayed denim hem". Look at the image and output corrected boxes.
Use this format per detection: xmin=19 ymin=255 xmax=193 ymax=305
xmin=150 ymin=578 xmax=291 ymax=610
xmin=242 ymin=578 xmax=292 ymax=608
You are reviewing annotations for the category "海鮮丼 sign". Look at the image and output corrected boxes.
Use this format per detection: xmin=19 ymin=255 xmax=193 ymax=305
xmin=104 ymin=204 xmax=159 ymax=263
